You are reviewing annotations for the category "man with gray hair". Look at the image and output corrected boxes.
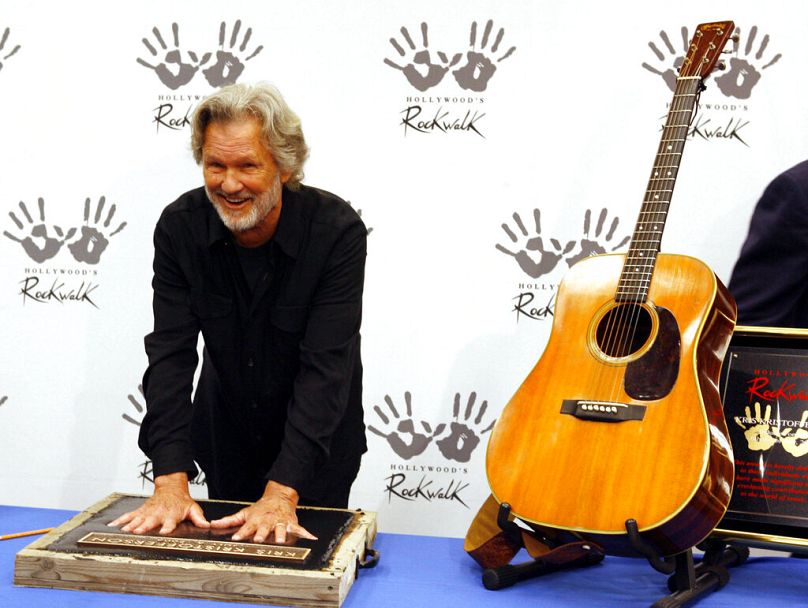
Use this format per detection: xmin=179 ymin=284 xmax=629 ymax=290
xmin=111 ymin=82 xmax=367 ymax=543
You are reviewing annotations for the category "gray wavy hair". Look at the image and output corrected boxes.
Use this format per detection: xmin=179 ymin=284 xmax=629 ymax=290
xmin=191 ymin=82 xmax=309 ymax=190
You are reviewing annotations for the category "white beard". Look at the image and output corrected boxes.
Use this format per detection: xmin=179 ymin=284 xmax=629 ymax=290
xmin=205 ymin=175 xmax=282 ymax=233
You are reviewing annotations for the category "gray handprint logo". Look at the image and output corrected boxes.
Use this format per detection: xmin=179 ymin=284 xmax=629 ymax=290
xmin=565 ymin=208 xmax=631 ymax=267
xmin=641 ymin=27 xmax=689 ymax=92
xmin=67 ymin=196 xmax=127 ymax=265
xmin=137 ymin=24 xmax=210 ymax=90
xmin=346 ymin=201 xmax=373 ymax=235
xmin=203 ymin=20 xmax=264 ymax=87
xmin=123 ymin=384 xmax=145 ymax=427
xmin=452 ymin=20 xmax=516 ymax=92
xmin=715 ymin=26 xmax=781 ymax=100
xmin=384 ymin=23 xmax=460 ymax=92
xmin=4 ymin=198 xmax=76 ymax=263
xmin=369 ymin=392 xmax=445 ymax=460
xmin=0 ymin=26 xmax=21 ymax=72
xmin=496 ymin=209 xmax=575 ymax=278
xmin=436 ymin=392 xmax=495 ymax=463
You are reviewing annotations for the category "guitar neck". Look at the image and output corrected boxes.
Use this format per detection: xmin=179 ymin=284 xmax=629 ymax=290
xmin=616 ymin=76 xmax=702 ymax=303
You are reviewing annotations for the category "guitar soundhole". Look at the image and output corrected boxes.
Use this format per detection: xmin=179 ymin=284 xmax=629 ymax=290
xmin=595 ymin=303 xmax=653 ymax=358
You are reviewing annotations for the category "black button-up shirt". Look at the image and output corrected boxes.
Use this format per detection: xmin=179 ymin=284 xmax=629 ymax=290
xmin=139 ymin=185 xmax=367 ymax=493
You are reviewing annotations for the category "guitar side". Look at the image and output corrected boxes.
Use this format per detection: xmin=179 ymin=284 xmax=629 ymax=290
xmin=485 ymin=253 xmax=736 ymax=556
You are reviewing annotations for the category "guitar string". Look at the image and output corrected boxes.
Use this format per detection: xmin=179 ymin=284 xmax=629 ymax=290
xmin=602 ymin=72 xmax=691 ymax=398
xmin=621 ymin=39 xmax=716 ymax=402
xmin=602 ymin=37 xmax=710 ymax=406
xmin=588 ymin=27 xmax=724 ymax=405
xmin=620 ymin=69 xmax=699 ymax=377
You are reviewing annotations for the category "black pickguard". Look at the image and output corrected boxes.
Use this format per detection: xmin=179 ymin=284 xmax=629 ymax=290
xmin=624 ymin=306 xmax=680 ymax=400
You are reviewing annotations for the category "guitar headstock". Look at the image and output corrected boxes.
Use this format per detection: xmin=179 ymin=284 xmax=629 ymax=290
xmin=679 ymin=21 xmax=736 ymax=80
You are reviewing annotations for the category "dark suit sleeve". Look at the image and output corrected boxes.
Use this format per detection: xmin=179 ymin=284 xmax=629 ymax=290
xmin=728 ymin=165 xmax=808 ymax=326
xmin=266 ymin=219 xmax=367 ymax=491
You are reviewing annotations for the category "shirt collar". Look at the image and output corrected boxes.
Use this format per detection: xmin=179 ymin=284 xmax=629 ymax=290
xmin=205 ymin=185 xmax=303 ymax=259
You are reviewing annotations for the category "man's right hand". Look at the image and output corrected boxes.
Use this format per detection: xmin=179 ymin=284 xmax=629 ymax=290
xmin=108 ymin=472 xmax=210 ymax=535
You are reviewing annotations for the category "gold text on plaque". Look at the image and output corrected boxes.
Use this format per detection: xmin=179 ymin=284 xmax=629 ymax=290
xmin=77 ymin=533 xmax=310 ymax=562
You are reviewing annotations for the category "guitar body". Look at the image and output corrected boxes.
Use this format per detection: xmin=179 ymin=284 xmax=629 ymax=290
xmin=486 ymin=253 xmax=737 ymax=557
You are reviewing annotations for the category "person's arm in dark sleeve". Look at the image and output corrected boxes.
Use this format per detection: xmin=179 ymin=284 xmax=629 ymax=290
xmin=268 ymin=218 xmax=367 ymax=491
xmin=112 ymin=214 xmax=208 ymax=537
xmin=728 ymin=168 xmax=808 ymax=326
xmin=139 ymin=215 xmax=201 ymax=479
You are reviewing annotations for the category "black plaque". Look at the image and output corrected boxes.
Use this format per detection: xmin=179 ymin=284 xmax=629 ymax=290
xmin=42 ymin=495 xmax=356 ymax=569
xmin=714 ymin=326 xmax=808 ymax=552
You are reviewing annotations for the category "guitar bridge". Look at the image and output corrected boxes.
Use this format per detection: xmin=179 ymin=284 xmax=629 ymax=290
xmin=561 ymin=399 xmax=646 ymax=423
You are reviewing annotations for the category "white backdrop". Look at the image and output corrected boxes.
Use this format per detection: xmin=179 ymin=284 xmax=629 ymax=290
xmin=1 ymin=0 xmax=806 ymax=537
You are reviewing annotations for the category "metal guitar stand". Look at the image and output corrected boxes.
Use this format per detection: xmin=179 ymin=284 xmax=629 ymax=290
xmin=481 ymin=504 xmax=749 ymax=606
xmin=480 ymin=503 xmax=604 ymax=590
xmin=625 ymin=519 xmax=750 ymax=608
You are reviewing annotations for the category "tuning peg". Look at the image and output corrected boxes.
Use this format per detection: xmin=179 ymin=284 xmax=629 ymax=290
xmin=716 ymin=61 xmax=727 ymax=71
xmin=722 ymin=33 xmax=740 ymax=54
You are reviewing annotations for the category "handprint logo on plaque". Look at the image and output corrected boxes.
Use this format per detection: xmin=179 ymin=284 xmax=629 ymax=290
xmin=0 ymin=26 xmax=21 ymax=73
xmin=734 ymin=402 xmax=808 ymax=458
xmin=733 ymin=402 xmax=780 ymax=452
xmin=780 ymin=410 xmax=808 ymax=458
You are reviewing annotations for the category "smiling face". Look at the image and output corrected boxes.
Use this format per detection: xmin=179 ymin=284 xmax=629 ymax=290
xmin=202 ymin=117 xmax=290 ymax=238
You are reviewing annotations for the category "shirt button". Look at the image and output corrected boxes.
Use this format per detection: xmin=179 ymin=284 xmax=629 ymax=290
xmin=250 ymin=401 xmax=258 ymax=410
xmin=247 ymin=358 xmax=254 ymax=367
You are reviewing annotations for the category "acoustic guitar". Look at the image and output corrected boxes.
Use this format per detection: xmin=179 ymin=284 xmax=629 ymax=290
xmin=486 ymin=21 xmax=738 ymax=557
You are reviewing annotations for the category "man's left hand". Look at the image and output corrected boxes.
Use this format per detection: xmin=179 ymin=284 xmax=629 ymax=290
xmin=209 ymin=480 xmax=317 ymax=543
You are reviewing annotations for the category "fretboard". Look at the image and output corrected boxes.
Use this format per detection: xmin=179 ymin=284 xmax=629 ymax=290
xmin=615 ymin=76 xmax=702 ymax=303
